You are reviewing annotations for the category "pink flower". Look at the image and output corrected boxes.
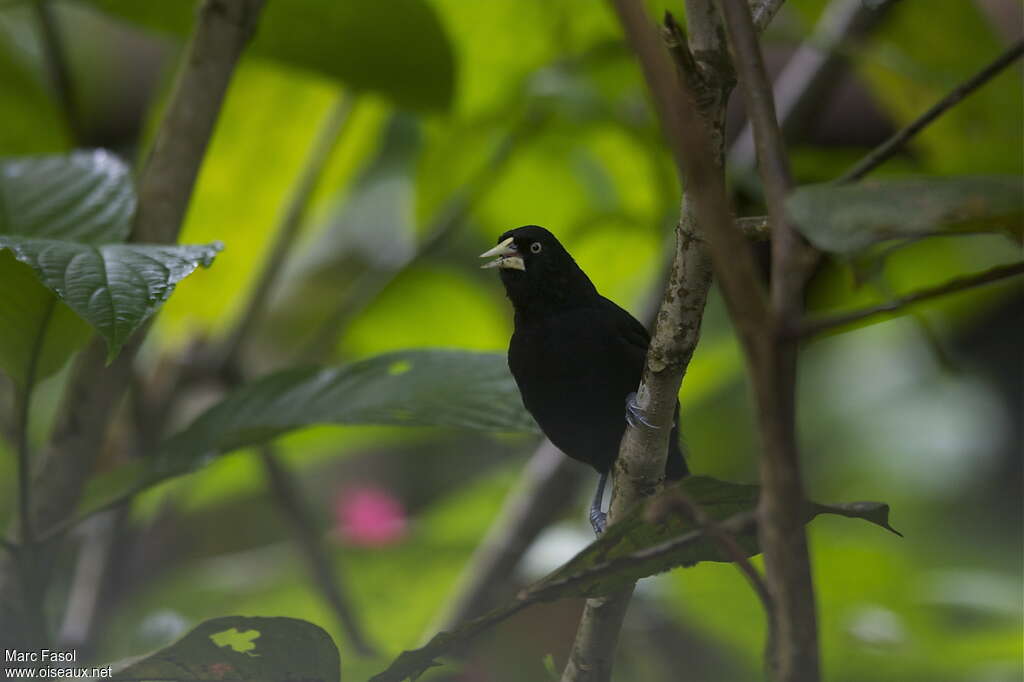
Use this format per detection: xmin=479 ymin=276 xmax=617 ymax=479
xmin=334 ymin=486 xmax=407 ymax=547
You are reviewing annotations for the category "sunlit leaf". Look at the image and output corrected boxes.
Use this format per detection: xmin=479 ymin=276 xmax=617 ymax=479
xmin=82 ymin=0 xmax=455 ymax=110
xmin=75 ymin=349 xmax=535 ymax=522
xmin=369 ymin=476 xmax=899 ymax=681
xmin=0 ymin=150 xmax=134 ymax=243
xmin=0 ymin=251 xmax=90 ymax=387
xmin=787 ymin=176 xmax=1024 ymax=254
xmin=0 ymin=237 xmax=222 ymax=361
xmin=109 ymin=616 xmax=339 ymax=682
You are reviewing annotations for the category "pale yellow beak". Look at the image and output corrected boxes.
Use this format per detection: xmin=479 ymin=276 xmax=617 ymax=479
xmin=480 ymin=237 xmax=525 ymax=271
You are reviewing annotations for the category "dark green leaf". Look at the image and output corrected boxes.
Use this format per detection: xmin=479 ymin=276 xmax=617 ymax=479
xmin=82 ymin=0 xmax=456 ymax=111
xmin=370 ymin=476 xmax=899 ymax=682
xmin=787 ymin=176 xmax=1024 ymax=253
xmin=0 ymin=150 xmax=134 ymax=243
xmin=110 ymin=616 xmax=339 ymax=682
xmin=0 ymin=40 xmax=71 ymax=154
xmin=0 ymin=237 xmax=222 ymax=361
xmin=0 ymin=251 xmax=91 ymax=387
xmin=75 ymin=350 xmax=535 ymax=521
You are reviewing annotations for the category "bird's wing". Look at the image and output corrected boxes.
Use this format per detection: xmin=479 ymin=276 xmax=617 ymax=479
xmin=598 ymin=296 xmax=651 ymax=354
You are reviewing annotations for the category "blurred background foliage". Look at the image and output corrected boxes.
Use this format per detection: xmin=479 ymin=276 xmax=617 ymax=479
xmin=0 ymin=0 xmax=1021 ymax=680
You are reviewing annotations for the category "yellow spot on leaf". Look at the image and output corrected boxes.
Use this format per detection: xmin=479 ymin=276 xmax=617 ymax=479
xmin=209 ymin=627 xmax=261 ymax=655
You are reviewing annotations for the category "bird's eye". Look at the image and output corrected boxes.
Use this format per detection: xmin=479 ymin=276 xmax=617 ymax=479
xmin=530 ymin=242 xmax=542 ymax=254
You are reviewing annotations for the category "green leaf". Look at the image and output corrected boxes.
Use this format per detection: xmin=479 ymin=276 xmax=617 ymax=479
xmin=0 ymin=237 xmax=222 ymax=361
xmin=523 ymin=477 xmax=901 ymax=601
xmin=110 ymin=616 xmax=339 ymax=682
xmin=786 ymin=176 xmax=1024 ymax=254
xmin=0 ymin=251 xmax=90 ymax=387
xmin=370 ymin=476 xmax=899 ymax=682
xmin=75 ymin=350 xmax=535 ymax=522
xmin=82 ymin=0 xmax=455 ymax=111
xmin=0 ymin=150 xmax=135 ymax=243
xmin=0 ymin=37 xmax=71 ymax=154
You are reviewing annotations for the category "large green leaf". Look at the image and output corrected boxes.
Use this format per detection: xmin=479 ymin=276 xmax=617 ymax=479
xmin=370 ymin=476 xmax=900 ymax=682
xmin=109 ymin=616 xmax=339 ymax=682
xmin=74 ymin=349 xmax=535 ymax=522
xmin=81 ymin=0 xmax=455 ymax=111
xmin=0 ymin=151 xmax=132 ymax=383
xmin=0 ymin=150 xmax=134 ymax=243
xmin=787 ymin=176 xmax=1024 ymax=254
xmin=0 ymin=237 xmax=221 ymax=361
xmin=0 ymin=251 xmax=90 ymax=387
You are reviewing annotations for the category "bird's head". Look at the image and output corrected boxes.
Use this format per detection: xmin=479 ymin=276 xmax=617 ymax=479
xmin=480 ymin=225 xmax=597 ymax=313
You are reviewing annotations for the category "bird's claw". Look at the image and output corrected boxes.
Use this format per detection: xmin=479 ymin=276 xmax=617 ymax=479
xmin=590 ymin=509 xmax=607 ymax=536
xmin=625 ymin=392 xmax=659 ymax=430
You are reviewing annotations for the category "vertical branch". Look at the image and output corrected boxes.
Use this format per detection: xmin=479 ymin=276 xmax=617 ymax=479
xmin=0 ymin=0 xmax=268 ymax=650
xmin=259 ymin=446 xmax=377 ymax=656
xmin=560 ymin=0 xmax=771 ymax=677
xmin=217 ymin=92 xmax=355 ymax=368
xmin=432 ymin=442 xmax=582 ymax=631
xmin=728 ymin=0 xmax=900 ymax=170
xmin=32 ymin=0 xmax=82 ymax=143
xmin=132 ymin=0 xmax=268 ymax=244
xmin=718 ymin=0 xmax=818 ymax=679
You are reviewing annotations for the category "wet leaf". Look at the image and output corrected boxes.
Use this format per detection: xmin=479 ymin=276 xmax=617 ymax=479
xmin=110 ymin=616 xmax=339 ymax=682
xmin=0 ymin=237 xmax=222 ymax=361
xmin=0 ymin=150 xmax=134 ymax=243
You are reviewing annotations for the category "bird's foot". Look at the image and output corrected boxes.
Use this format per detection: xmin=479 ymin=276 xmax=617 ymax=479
xmin=589 ymin=508 xmax=608 ymax=536
xmin=625 ymin=392 xmax=659 ymax=430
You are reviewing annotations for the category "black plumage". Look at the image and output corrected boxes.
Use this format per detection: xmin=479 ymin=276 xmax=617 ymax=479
xmin=481 ymin=225 xmax=687 ymax=532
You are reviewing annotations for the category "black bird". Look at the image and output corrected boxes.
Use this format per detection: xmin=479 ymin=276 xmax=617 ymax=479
xmin=481 ymin=225 xmax=687 ymax=534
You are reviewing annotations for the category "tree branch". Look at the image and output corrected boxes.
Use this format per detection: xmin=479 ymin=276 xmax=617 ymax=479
xmin=837 ymin=39 xmax=1024 ymax=184
xmin=799 ymin=261 xmax=1024 ymax=337
xmin=0 ymin=0 xmax=267 ymax=650
xmin=729 ymin=0 xmax=899 ymax=170
xmin=302 ymin=113 xmax=538 ymax=360
xmin=719 ymin=0 xmax=819 ymax=678
xmin=32 ymin=0 xmax=82 ymax=143
xmin=132 ymin=0 xmax=268 ymax=244
xmin=432 ymin=442 xmax=583 ymax=631
xmin=560 ymin=0 xmax=779 ymax=677
xmin=259 ymin=446 xmax=377 ymax=656
xmin=217 ymin=93 xmax=355 ymax=369
xmin=749 ymin=0 xmax=787 ymax=33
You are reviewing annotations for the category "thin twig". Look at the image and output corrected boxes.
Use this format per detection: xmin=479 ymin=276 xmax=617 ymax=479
xmin=749 ymin=0 xmax=788 ymax=33
xmin=259 ymin=446 xmax=377 ymax=656
xmin=837 ymin=39 xmax=1024 ymax=184
xmin=31 ymin=0 xmax=82 ymax=143
xmin=217 ymin=93 xmax=355 ymax=369
xmin=432 ymin=442 xmax=583 ymax=631
xmin=529 ymin=512 xmax=758 ymax=600
xmin=729 ymin=0 xmax=899 ymax=170
xmin=668 ymin=492 xmax=773 ymax=616
xmin=799 ymin=261 xmax=1024 ymax=337
xmin=303 ymin=112 xmax=541 ymax=360
xmin=720 ymin=0 xmax=819 ymax=678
